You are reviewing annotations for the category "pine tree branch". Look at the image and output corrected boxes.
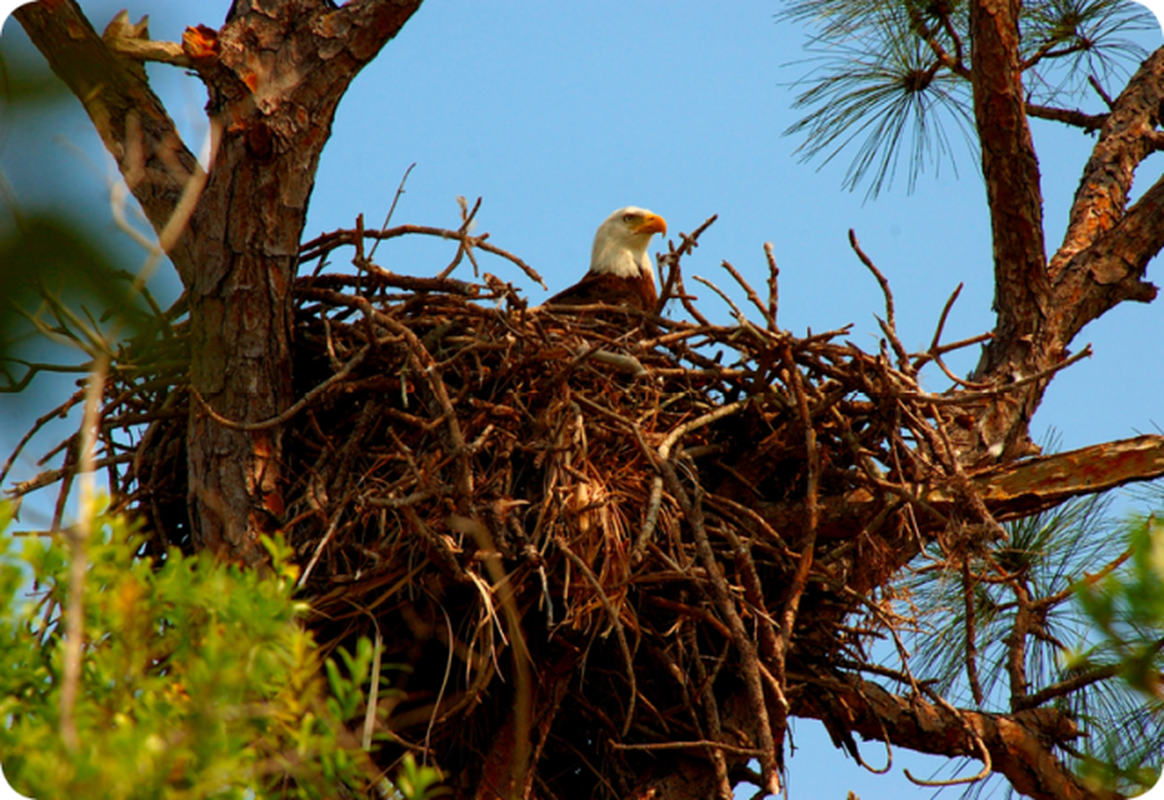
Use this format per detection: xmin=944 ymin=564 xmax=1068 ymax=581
xmin=792 ymin=676 xmax=1119 ymax=800
xmin=1014 ymin=664 xmax=1122 ymax=711
xmin=1050 ymin=171 xmax=1164 ymax=343
xmin=754 ymin=433 xmax=1164 ymax=555
xmin=1026 ymin=103 xmax=1107 ymax=132
xmin=1051 ymin=46 xmax=1164 ymax=277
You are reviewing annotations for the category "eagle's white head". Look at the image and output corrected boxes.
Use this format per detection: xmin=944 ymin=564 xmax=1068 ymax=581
xmin=590 ymin=206 xmax=667 ymax=283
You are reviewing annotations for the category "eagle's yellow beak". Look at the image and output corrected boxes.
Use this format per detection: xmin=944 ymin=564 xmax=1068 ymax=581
xmin=634 ymin=213 xmax=667 ymax=237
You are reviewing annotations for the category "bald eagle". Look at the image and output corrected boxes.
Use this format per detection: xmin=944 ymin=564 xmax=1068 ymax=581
xmin=546 ymin=207 xmax=667 ymax=312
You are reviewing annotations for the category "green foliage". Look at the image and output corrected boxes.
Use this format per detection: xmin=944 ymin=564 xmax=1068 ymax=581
xmin=1068 ymin=513 xmax=1164 ymax=790
xmin=388 ymin=754 xmax=448 ymax=800
xmin=0 ymin=504 xmax=445 ymax=800
xmin=1 ymin=37 xmax=154 ymax=375
xmin=0 ymin=42 xmax=72 ymax=108
xmin=1074 ymin=515 xmax=1164 ymax=680
xmin=0 ymin=214 xmax=157 ymax=391
xmin=899 ymin=489 xmax=1163 ymax=795
xmin=784 ymin=23 xmax=975 ymax=199
xmin=780 ymin=0 xmax=1154 ymax=197
xmin=0 ymin=216 xmax=150 ymax=328
xmin=905 ymin=493 xmax=1113 ymax=699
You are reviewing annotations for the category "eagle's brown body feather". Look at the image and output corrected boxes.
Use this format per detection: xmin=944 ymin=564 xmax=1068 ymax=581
xmin=545 ymin=207 xmax=666 ymax=313
xmin=546 ymin=270 xmax=658 ymax=311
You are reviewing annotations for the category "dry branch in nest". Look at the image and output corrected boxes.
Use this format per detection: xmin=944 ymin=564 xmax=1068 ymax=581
xmin=3 ymin=213 xmax=1103 ymax=798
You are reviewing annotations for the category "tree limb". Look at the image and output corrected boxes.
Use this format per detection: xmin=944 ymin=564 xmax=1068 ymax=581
xmin=1051 ymin=47 xmax=1164 ymax=276
xmin=1026 ymin=103 xmax=1107 ymax=132
xmin=1051 ymin=171 xmax=1164 ymax=342
xmin=756 ymin=433 xmax=1164 ymax=545
xmin=792 ymin=676 xmax=1119 ymax=800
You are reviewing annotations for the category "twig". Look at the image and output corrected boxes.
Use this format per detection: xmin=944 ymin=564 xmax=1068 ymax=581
xmin=663 ymin=460 xmax=782 ymax=796
xmin=915 ymin=283 xmax=992 ymax=389
xmin=1087 ymin=74 xmax=1114 ymax=108
xmin=764 ymin=242 xmax=779 ymax=331
xmin=1025 ymin=103 xmax=1106 ymax=132
xmin=0 ymin=389 xmax=86 ymax=486
xmin=297 ymin=510 xmax=346 ymax=589
xmin=436 ymin=196 xmax=483 ymax=279
xmin=556 ymin=536 xmax=637 ymax=737
xmin=190 ymin=345 xmax=370 ymax=431
xmin=849 ymin=229 xmax=909 ymax=371
xmin=720 ymin=260 xmax=776 ymax=330
xmin=568 ymin=346 xmax=647 ymax=377
xmin=928 ymin=280 xmax=963 ymax=350
xmin=300 ymin=223 xmax=546 ymax=289
xmin=657 ymin=214 xmax=718 ymax=309
xmin=369 ymin=162 xmax=416 ymax=261
xmin=693 ymin=275 xmax=748 ymax=326
xmin=610 ymin=740 xmax=766 ymax=757
xmin=103 ymin=12 xmax=192 ymax=66
xmin=9 ymin=454 xmax=134 ymax=499
xmin=644 ymin=595 xmax=732 ymax=639
xmin=1014 ymin=663 xmax=1122 ymax=711
xmin=774 ymin=340 xmax=819 ymax=740
xmin=908 ymin=347 xmax=1092 ymax=405
xmin=635 ymin=400 xmax=750 ymax=559
xmin=683 ymin=620 xmax=733 ymax=799
xmin=903 ymin=691 xmax=993 ymax=787
xmin=962 ymin=558 xmax=985 ymax=706
xmin=60 ymin=357 xmax=108 ymax=752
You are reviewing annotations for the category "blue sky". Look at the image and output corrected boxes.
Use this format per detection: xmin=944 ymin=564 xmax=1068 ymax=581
xmin=2 ymin=1 xmax=1164 ymax=797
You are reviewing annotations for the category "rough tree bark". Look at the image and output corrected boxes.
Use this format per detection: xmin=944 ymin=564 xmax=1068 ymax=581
xmin=15 ymin=0 xmax=423 ymax=565
xmin=962 ymin=0 xmax=1162 ymax=463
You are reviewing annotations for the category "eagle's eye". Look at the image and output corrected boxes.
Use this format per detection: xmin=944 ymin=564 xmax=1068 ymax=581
xmin=623 ymin=213 xmax=637 ymax=224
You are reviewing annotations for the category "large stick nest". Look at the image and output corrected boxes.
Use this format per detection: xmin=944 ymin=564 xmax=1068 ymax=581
xmin=6 ymin=215 xmax=1002 ymax=797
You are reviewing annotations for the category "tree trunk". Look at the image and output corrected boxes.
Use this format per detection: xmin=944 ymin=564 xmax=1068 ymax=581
xmin=16 ymin=0 xmax=423 ymax=563
xmin=961 ymin=1 xmax=1161 ymax=464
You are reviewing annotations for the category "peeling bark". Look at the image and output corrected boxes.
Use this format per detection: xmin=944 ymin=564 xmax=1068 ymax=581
xmin=1052 ymin=49 xmax=1164 ymax=275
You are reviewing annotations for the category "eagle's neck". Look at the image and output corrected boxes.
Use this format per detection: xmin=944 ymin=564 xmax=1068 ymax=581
xmin=591 ymin=241 xmax=654 ymax=283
